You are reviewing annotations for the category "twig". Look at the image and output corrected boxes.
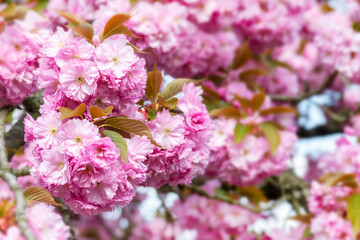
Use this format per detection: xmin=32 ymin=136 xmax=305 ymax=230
xmin=56 ymin=198 xmax=76 ymax=240
xmin=270 ymin=71 xmax=338 ymax=103
xmin=0 ymin=109 xmax=35 ymax=240
xmin=11 ymin=167 xmax=31 ymax=177
xmin=182 ymin=184 xmax=283 ymax=213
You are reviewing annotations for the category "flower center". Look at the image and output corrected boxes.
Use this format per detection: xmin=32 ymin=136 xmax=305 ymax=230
xmin=77 ymin=76 xmax=85 ymax=84
xmin=112 ymin=57 xmax=118 ymax=63
xmin=163 ymin=128 xmax=171 ymax=135
xmin=50 ymin=128 xmax=56 ymax=135
xmin=57 ymin=161 xmax=64 ymax=170
xmin=75 ymin=137 xmax=82 ymax=143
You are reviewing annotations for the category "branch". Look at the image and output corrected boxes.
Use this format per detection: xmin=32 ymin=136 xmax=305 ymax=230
xmin=270 ymin=71 xmax=338 ymax=103
xmin=57 ymin=199 xmax=76 ymax=240
xmin=0 ymin=109 xmax=35 ymax=240
xmin=181 ymin=184 xmax=283 ymax=213
xmin=11 ymin=167 xmax=31 ymax=177
xmin=6 ymin=93 xmax=42 ymax=161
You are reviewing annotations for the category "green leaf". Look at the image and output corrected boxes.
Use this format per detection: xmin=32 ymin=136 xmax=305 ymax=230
xmin=234 ymin=123 xmax=252 ymax=144
xmin=232 ymin=40 xmax=251 ymax=70
xmin=260 ymin=122 xmax=281 ymax=154
xmin=59 ymin=103 xmax=86 ymax=120
xmin=100 ymin=13 xmax=137 ymax=42
xmin=160 ymin=78 xmax=205 ymax=101
xmin=347 ymin=193 xmax=360 ymax=239
xmin=33 ymin=0 xmax=49 ymax=12
xmin=23 ymin=187 xmax=61 ymax=206
xmin=103 ymin=130 xmax=128 ymax=163
xmin=103 ymin=117 xmax=159 ymax=147
xmin=146 ymin=107 xmax=157 ymax=121
xmin=145 ymin=65 xmax=163 ymax=101
xmin=302 ymin=227 xmax=312 ymax=239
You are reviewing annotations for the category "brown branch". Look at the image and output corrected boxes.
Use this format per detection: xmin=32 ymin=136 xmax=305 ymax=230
xmin=56 ymin=198 xmax=76 ymax=240
xmin=0 ymin=109 xmax=35 ymax=240
xmin=182 ymin=184 xmax=283 ymax=213
xmin=270 ymin=71 xmax=338 ymax=103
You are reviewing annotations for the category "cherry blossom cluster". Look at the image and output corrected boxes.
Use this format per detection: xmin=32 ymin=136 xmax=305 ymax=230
xmin=143 ymin=82 xmax=212 ymax=188
xmin=0 ymin=10 xmax=51 ymax=108
xmin=36 ymin=27 xmax=147 ymax=116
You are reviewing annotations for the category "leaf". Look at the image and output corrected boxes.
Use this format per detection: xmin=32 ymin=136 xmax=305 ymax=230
xmin=59 ymin=103 xmax=86 ymax=120
xmin=160 ymin=78 xmax=205 ymax=101
xmin=23 ymin=187 xmax=61 ymax=206
xmin=239 ymin=68 xmax=270 ymax=81
xmin=302 ymin=227 xmax=312 ymax=239
xmin=209 ymin=106 xmax=242 ymax=118
xmin=320 ymin=173 xmax=358 ymax=188
xmin=70 ymin=23 xmax=94 ymax=43
xmin=57 ymin=11 xmax=87 ymax=25
xmin=260 ymin=122 xmax=281 ymax=154
xmin=232 ymin=40 xmax=251 ymax=70
xmin=89 ymin=105 xmax=114 ymax=119
xmin=33 ymin=0 xmax=49 ymax=12
xmin=103 ymin=130 xmax=128 ymax=163
xmin=290 ymin=213 xmax=314 ymax=224
xmin=233 ymin=95 xmax=250 ymax=114
xmin=250 ymin=91 xmax=266 ymax=112
xmin=237 ymin=186 xmax=268 ymax=206
xmin=234 ymin=123 xmax=252 ymax=144
xmin=158 ymin=96 xmax=178 ymax=109
xmin=103 ymin=117 xmax=159 ymax=147
xmin=259 ymin=106 xmax=297 ymax=116
xmin=145 ymin=65 xmax=163 ymax=100
xmin=57 ymin=11 xmax=94 ymax=43
xmin=127 ymin=42 xmax=149 ymax=54
xmin=267 ymin=58 xmax=295 ymax=72
xmin=347 ymin=193 xmax=360 ymax=239
xmin=100 ymin=13 xmax=137 ymax=42
xmin=146 ymin=107 xmax=157 ymax=121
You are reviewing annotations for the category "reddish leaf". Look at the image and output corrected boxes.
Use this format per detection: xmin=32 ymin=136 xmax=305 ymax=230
xmin=89 ymin=105 xmax=114 ymax=119
xmin=59 ymin=103 xmax=86 ymax=120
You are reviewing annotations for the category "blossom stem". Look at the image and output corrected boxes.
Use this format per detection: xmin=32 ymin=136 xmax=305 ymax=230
xmin=0 ymin=108 xmax=36 ymax=240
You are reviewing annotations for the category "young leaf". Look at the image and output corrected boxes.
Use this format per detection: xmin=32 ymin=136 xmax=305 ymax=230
xmin=70 ymin=23 xmax=94 ymax=43
xmin=100 ymin=14 xmax=137 ymax=42
xmin=209 ymin=107 xmax=242 ymax=118
xmin=57 ymin=11 xmax=94 ymax=43
xmin=145 ymin=65 xmax=163 ymax=100
xmin=33 ymin=0 xmax=49 ymax=12
xmin=232 ymin=40 xmax=251 ymax=70
xmin=89 ymin=105 xmax=114 ymax=119
xmin=347 ymin=193 xmax=360 ymax=239
xmin=59 ymin=103 xmax=86 ymax=120
xmin=127 ymin=42 xmax=149 ymax=54
xmin=239 ymin=68 xmax=270 ymax=81
xmin=290 ymin=213 xmax=314 ymax=224
xmin=234 ymin=123 xmax=252 ymax=144
xmin=23 ymin=187 xmax=61 ymax=206
xmin=160 ymin=78 xmax=205 ymax=101
xmin=233 ymin=95 xmax=250 ymax=114
xmin=237 ymin=186 xmax=268 ymax=206
xmin=259 ymin=106 xmax=297 ymax=116
xmin=57 ymin=11 xmax=87 ymax=25
xmin=250 ymin=91 xmax=266 ymax=112
xmin=260 ymin=122 xmax=281 ymax=154
xmin=103 ymin=130 xmax=128 ymax=163
xmin=104 ymin=117 xmax=159 ymax=147
xmin=320 ymin=173 xmax=358 ymax=188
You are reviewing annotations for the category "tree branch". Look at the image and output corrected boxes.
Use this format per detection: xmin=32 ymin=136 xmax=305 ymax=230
xmin=5 ymin=93 xmax=42 ymax=161
xmin=0 ymin=109 xmax=35 ymax=240
xmin=270 ymin=71 xmax=338 ymax=103
xmin=11 ymin=167 xmax=31 ymax=177
xmin=181 ymin=184 xmax=283 ymax=213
